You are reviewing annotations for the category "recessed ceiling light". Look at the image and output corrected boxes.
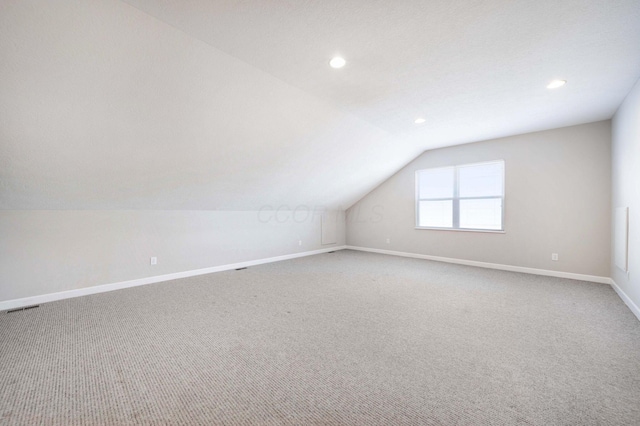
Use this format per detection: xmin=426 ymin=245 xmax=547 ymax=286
xmin=329 ymin=57 xmax=346 ymax=69
xmin=547 ymin=79 xmax=567 ymax=89
xmin=414 ymin=118 xmax=426 ymax=124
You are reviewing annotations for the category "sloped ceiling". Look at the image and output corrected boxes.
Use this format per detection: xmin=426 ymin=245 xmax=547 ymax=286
xmin=1 ymin=0 xmax=640 ymax=210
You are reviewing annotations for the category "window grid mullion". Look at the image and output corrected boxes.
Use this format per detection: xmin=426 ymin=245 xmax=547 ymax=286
xmin=452 ymin=166 xmax=460 ymax=228
xmin=418 ymin=198 xmax=455 ymax=202
xmin=458 ymin=196 xmax=503 ymax=200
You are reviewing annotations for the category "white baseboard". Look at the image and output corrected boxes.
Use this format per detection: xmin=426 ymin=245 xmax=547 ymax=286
xmin=8 ymin=245 xmax=636 ymax=322
xmin=610 ymin=279 xmax=640 ymax=321
xmin=0 ymin=246 xmax=347 ymax=311
xmin=346 ymin=246 xmax=611 ymax=284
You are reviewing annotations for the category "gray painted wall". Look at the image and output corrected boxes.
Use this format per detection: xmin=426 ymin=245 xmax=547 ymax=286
xmin=0 ymin=210 xmax=345 ymax=302
xmin=611 ymin=77 xmax=640 ymax=311
xmin=347 ymin=121 xmax=611 ymax=277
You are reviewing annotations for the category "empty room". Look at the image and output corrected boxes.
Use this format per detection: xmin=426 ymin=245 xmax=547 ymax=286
xmin=2 ymin=0 xmax=640 ymax=424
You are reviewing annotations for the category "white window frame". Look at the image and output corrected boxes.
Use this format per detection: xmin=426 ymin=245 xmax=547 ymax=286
xmin=415 ymin=160 xmax=505 ymax=233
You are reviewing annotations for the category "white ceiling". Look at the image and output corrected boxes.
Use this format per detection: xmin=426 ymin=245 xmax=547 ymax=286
xmin=122 ymin=0 xmax=640 ymax=139
xmin=1 ymin=0 xmax=639 ymax=210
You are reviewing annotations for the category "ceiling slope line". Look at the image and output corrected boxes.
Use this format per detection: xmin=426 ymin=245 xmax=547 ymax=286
xmin=116 ymin=0 xmax=397 ymax=138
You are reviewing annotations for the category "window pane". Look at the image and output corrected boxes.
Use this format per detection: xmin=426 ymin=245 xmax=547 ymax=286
xmin=460 ymin=198 xmax=503 ymax=230
xmin=418 ymin=200 xmax=453 ymax=228
xmin=418 ymin=167 xmax=454 ymax=199
xmin=458 ymin=162 xmax=503 ymax=198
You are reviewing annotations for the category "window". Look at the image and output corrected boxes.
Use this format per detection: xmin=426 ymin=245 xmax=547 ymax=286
xmin=416 ymin=160 xmax=504 ymax=231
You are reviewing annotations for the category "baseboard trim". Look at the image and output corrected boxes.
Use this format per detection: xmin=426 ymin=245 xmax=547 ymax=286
xmin=345 ymin=246 xmax=611 ymax=284
xmin=610 ymin=279 xmax=640 ymax=321
xmin=0 ymin=246 xmax=347 ymax=311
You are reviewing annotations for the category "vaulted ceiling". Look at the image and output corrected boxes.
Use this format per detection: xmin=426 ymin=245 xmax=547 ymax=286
xmin=2 ymin=0 xmax=639 ymax=210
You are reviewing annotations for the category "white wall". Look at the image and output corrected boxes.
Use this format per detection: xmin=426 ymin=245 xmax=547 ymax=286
xmin=1 ymin=0 xmax=354 ymax=307
xmin=0 ymin=210 xmax=345 ymax=303
xmin=347 ymin=121 xmax=612 ymax=278
xmin=0 ymin=0 xmax=420 ymax=211
xmin=611 ymin=77 xmax=640 ymax=314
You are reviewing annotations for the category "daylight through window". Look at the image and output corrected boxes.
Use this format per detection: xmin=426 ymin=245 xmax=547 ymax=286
xmin=416 ymin=160 xmax=504 ymax=231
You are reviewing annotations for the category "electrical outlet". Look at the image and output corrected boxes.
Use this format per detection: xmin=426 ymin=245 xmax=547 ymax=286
xmin=551 ymin=253 xmax=558 ymax=261
xmin=386 ymin=238 xmax=391 ymax=244
xmin=150 ymin=256 xmax=157 ymax=265
xmin=298 ymin=240 xmax=302 ymax=246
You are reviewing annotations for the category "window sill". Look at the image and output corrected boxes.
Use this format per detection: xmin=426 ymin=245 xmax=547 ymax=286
xmin=415 ymin=227 xmax=505 ymax=234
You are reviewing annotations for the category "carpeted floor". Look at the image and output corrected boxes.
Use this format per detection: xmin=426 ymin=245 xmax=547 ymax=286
xmin=1 ymin=250 xmax=639 ymax=425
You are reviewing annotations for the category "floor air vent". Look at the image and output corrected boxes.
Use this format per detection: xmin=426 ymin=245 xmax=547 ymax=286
xmin=235 ymin=267 xmax=247 ymax=271
xmin=7 ymin=305 xmax=40 ymax=314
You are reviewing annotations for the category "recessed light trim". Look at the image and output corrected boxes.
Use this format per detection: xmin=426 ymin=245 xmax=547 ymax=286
xmin=547 ymin=79 xmax=567 ymax=89
xmin=414 ymin=118 xmax=426 ymax=124
xmin=329 ymin=57 xmax=346 ymax=69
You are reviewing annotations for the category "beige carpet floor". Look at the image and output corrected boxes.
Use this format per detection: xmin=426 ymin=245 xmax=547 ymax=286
xmin=1 ymin=250 xmax=639 ymax=425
